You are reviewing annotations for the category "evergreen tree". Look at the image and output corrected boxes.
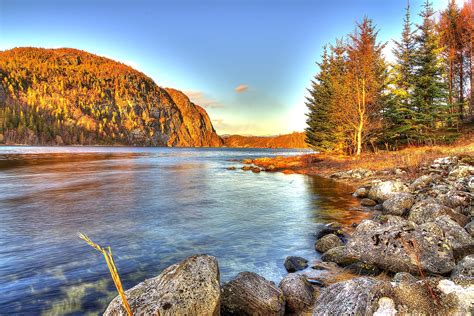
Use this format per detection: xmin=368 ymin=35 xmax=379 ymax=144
xmin=412 ymin=0 xmax=448 ymax=142
xmin=386 ymin=1 xmax=418 ymax=145
xmin=305 ymin=47 xmax=338 ymax=152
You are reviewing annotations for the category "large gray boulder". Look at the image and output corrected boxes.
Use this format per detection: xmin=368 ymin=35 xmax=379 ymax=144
xmin=221 ymin=272 xmax=285 ymax=315
xmin=432 ymin=216 xmax=474 ymax=260
xmin=279 ymin=274 xmax=314 ymax=314
xmin=451 ymin=255 xmax=474 ymax=285
xmin=346 ymin=219 xmax=455 ymax=275
xmin=313 ymin=277 xmax=386 ymax=315
xmin=315 ymin=234 xmax=343 ymax=253
xmin=104 ymin=255 xmax=220 ymax=316
xmin=321 ymin=246 xmax=358 ymax=267
xmin=368 ymin=180 xmax=407 ymax=202
xmin=382 ymin=193 xmax=415 ymax=216
xmin=408 ymin=200 xmax=469 ymax=227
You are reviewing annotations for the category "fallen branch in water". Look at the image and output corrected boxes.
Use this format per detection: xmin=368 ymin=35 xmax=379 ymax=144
xmin=79 ymin=232 xmax=133 ymax=316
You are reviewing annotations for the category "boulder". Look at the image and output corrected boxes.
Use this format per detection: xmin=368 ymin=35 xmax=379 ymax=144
xmin=382 ymin=193 xmax=415 ymax=216
xmin=368 ymin=180 xmax=407 ymax=202
xmin=346 ymin=219 xmax=455 ymax=275
xmin=409 ymin=175 xmax=434 ymax=191
xmin=392 ymin=272 xmax=418 ymax=284
xmin=321 ymin=246 xmax=358 ymax=267
xmin=361 ymin=198 xmax=377 ymax=207
xmin=104 ymin=255 xmax=220 ymax=316
xmin=438 ymin=191 xmax=472 ymax=215
xmin=449 ymin=165 xmax=474 ymax=179
xmin=221 ymin=272 xmax=285 ymax=315
xmin=437 ymin=279 xmax=474 ymax=314
xmin=408 ymin=200 xmax=469 ymax=227
xmin=283 ymin=256 xmax=308 ymax=273
xmin=313 ymin=277 xmax=386 ymax=315
xmin=315 ymin=234 xmax=343 ymax=253
xmin=345 ymin=262 xmax=381 ymax=276
xmin=278 ymin=274 xmax=314 ymax=314
xmin=432 ymin=216 xmax=474 ymax=260
xmin=451 ymin=255 xmax=474 ymax=285
xmin=353 ymin=187 xmax=369 ymax=198
xmin=314 ymin=223 xmax=341 ymax=240
xmin=465 ymin=221 xmax=474 ymax=237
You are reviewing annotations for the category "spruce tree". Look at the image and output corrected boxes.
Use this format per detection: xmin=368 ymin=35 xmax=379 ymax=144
xmin=412 ymin=0 xmax=447 ymax=142
xmin=386 ymin=1 xmax=417 ymax=144
xmin=305 ymin=47 xmax=337 ymax=151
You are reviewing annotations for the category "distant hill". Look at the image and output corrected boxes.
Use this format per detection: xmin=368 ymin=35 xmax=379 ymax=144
xmin=223 ymin=132 xmax=308 ymax=148
xmin=0 ymin=47 xmax=222 ymax=146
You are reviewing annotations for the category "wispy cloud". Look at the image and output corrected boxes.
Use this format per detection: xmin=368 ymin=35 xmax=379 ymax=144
xmin=234 ymin=84 xmax=248 ymax=93
xmin=184 ymin=90 xmax=224 ymax=109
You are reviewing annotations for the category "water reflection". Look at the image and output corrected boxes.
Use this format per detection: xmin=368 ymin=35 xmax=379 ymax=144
xmin=0 ymin=147 xmax=363 ymax=315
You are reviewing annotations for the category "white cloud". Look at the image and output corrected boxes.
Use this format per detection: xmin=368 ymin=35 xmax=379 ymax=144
xmin=184 ymin=90 xmax=223 ymax=109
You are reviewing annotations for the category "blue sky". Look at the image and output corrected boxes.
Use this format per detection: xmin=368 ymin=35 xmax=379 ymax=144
xmin=0 ymin=0 xmax=461 ymax=135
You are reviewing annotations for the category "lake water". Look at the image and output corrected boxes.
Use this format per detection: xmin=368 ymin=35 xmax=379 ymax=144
xmin=0 ymin=147 xmax=366 ymax=315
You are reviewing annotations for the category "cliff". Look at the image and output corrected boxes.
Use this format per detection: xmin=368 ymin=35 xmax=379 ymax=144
xmin=0 ymin=47 xmax=223 ymax=147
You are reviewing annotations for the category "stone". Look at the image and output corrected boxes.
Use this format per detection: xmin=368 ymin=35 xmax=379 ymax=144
xmin=408 ymin=200 xmax=469 ymax=227
xmin=278 ymin=274 xmax=314 ymax=314
xmin=392 ymin=272 xmax=418 ymax=284
xmin=104 ymin=255 xmax=220 ymax=316
xmin=226 ymin=166 xmax=236 ymax=170
xmin=451 ymin=255 xmax=474 ymax=285
xmin=465 ymin=221 xmax=474 ymax=237
xmin=312 ymin=277 xmax=385 ymax=315
xmin=251 ymin=167 xmax=261 ymax=173
xmin=346 ymin=218 xmax=456 ymax=275
xmin=346 ymin=262 xmax=381 ymax=276
xmin=368 ymin=180 xmax=407 ymax=202
xmin=283 ymin=256 xmax=308 ymax=273
xmin=438 ymin=191 xmax=472 ymax=215
xmin=373 ymin=297 xmax=397 ymax=316
xmin=265 ymin=164 xmax=276 ymax=171
xmin=353 ymin=187 xmax=368 ymax=198
xmin=221 ymin=272 xmax=285 ymax=316
xmin=315 ymin=234 xmax=343 ymax=253
xmin=241 ymin=165 xmax=252 ymax=171
xmin=409 ymin=175 xmax=434 ymax=191
xmin=321 ymin=246 xmax=358 ymax=267
xmin=314 ymin=223 xmax=341 ymax=240
xmin=437 ymin=279 xmax=474 ymax=314
xmin=449 ymin=165 xmax=474 ymax=179
xmin=432 ymin=216 xmax=474 ymax=260
xmin=382 ymin=193 xmax=415 ymax=216
xmin=361 ymin=198 xmax=377 ymax=207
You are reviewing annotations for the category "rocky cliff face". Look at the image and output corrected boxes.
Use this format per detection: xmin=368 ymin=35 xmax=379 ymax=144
xmin=0 ymin=47 xmax=223 ymax=147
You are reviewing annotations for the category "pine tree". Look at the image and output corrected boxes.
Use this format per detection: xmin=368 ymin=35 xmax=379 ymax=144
xmin=305 ymin=47 xmax=338 ymax=152
xmin=412 ymin=0 xmax=447 ymax=142
xmin=386 ymin=1 xmax=418 ymax=144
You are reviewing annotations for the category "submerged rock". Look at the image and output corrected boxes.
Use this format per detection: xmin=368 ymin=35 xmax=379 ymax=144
xmin=278 ymin=274 xmax=314 ymax=314
xmin=346 ymin=218 xmax=455 ymax=275
xmin=368 ymin=180 xmax=407 ymax=202
xmin=315 ymin=234 xmax=343 ymax=253
xmin=284 ymin=256 xmax=308 ymax=273
xmin=221 ymin=272 xmax=285 ymax=315
xmin=104 ymin=254 xmax=220 ymax=316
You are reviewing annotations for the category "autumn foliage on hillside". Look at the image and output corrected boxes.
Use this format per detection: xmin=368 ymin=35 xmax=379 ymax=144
xmin=223 ymin=132 xmax=308 ymax=148
xmin=0 ymin=47 xmax=221 ymax=146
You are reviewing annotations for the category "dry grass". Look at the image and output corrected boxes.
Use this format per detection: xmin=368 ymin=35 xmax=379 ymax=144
xmin=79 ymin=233 xmax=132 ymax=316
xmin=249 ymin=138 xmax=474 ymax=181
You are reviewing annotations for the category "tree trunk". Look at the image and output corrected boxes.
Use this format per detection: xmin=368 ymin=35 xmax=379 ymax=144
xmin=459 ymin=55 xmax=464 ymax=121
xmin=356 ymin=122 xmax=363 ymax=156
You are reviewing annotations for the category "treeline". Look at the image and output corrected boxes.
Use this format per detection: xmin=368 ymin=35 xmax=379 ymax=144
xmin=0 ymin=47 xmax=174 ymax=145
xmin=305 ymin=0 xmax=472 ymax=155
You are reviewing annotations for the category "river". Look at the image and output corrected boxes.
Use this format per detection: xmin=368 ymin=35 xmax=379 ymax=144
xmin=0 ymin=147 xmax=365 ymax=315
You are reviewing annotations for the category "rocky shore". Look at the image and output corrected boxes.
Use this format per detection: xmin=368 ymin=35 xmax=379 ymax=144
xmin=105 ymin=154 xmax=473 ymax=315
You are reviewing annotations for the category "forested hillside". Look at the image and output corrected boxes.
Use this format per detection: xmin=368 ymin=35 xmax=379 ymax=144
xmin=223 ymin=132 xmax=308 ymax=148
xmin=0 ymin=47 xmax=223 ymax=146
xmin=306 ymin=1 xmax=472 ymax=155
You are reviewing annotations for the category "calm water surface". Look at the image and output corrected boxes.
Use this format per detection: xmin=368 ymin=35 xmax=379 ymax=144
xmin=0 ymin=147 xmax=366 ymax=315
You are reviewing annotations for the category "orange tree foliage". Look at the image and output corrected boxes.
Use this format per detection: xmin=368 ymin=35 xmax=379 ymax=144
xmin=0 ymin=47 xmax=175 ymax=145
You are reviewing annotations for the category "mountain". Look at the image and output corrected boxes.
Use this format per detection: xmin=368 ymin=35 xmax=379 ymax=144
xmin=0 ymin=47 xmax=222 ymax=147
xmin=223 ymin=132 xmax=308 ymax=148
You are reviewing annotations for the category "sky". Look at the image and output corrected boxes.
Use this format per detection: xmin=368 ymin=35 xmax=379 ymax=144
xmin=0 ymin=0 xmax=466 ymax=135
